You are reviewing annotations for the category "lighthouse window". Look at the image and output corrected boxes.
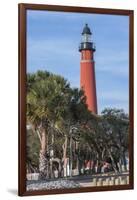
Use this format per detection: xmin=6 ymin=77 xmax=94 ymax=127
xmin=82 ymin=34 xmax=91 ymax=43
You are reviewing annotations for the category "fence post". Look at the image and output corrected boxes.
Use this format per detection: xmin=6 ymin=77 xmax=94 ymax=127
xmin=93 ymin=178 xmax=97 ymax=186
xmin=110 ymin=177 xmax=115 ymax=185
xmin=126 ymin=176 xmax=129 ymax=184
xmin=122 ymin=176 xmax=127 ymax=185
xmin=106 ymin=177 xmax=110 ymax=186
xmin=115 ymin=177 xmax=120 ymax=185
xmin=97 ymin=178 xmax=103 ymax=186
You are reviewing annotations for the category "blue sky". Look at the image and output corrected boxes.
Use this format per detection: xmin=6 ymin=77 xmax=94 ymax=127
xmin=27 ymin=10 xmax=129 ymax=114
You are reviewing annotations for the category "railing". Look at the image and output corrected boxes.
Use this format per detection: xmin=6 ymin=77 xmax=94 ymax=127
xmin=27 ymin=173 xmax=39 ymax=180
xmin=91 ymin=174 xmax=129 ymax=186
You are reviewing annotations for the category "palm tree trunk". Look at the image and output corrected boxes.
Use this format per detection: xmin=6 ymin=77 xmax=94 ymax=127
xmin=69 ymin=134 xmax=73 ymax=177
xmin=39 ymin=129 xmax=48 ymax=179
xmin=75 ymin=142 xmax=79 ymax=175
xmin=62 ymin=135 xmax=68 ymax=177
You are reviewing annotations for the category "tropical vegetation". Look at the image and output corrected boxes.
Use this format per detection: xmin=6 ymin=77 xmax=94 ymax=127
xmin=26 ymin=70 xmax=129 ymax=179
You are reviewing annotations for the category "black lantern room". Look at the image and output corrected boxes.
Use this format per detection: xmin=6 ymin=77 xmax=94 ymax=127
xmin=79 ymin=24 xmax=96 ymax=52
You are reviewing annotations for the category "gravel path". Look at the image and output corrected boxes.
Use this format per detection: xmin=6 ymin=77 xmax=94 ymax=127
xmin=27 ymin=179 xmax=80 ymax=191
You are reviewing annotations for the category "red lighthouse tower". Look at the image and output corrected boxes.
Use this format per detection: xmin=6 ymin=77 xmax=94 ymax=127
xmin=79 ymin=24 xmax=97 ymax=114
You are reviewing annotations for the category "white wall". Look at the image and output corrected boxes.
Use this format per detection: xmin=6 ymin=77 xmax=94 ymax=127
xmin=0 ymin=0 xmax=136 ymax=199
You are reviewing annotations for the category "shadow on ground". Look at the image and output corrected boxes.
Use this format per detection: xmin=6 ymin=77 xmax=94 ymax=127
xmin=7 ymin=189 xmax=18 ymax=196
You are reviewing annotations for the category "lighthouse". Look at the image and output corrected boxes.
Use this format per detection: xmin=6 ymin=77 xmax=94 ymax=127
xmin=79 ymin=24 xmax=97 ymax=114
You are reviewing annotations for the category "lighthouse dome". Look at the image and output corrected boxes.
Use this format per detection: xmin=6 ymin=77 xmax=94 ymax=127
xmin=82 ymin=24 xmax=92 ymax=35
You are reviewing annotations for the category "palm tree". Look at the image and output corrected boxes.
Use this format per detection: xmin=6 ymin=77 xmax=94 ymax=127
xmin=27 ymin=70 xmax=71 ymax=179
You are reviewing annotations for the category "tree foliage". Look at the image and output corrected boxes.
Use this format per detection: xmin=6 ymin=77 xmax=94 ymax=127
xmin=26 ymin=70 xmax=129 ymax=177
